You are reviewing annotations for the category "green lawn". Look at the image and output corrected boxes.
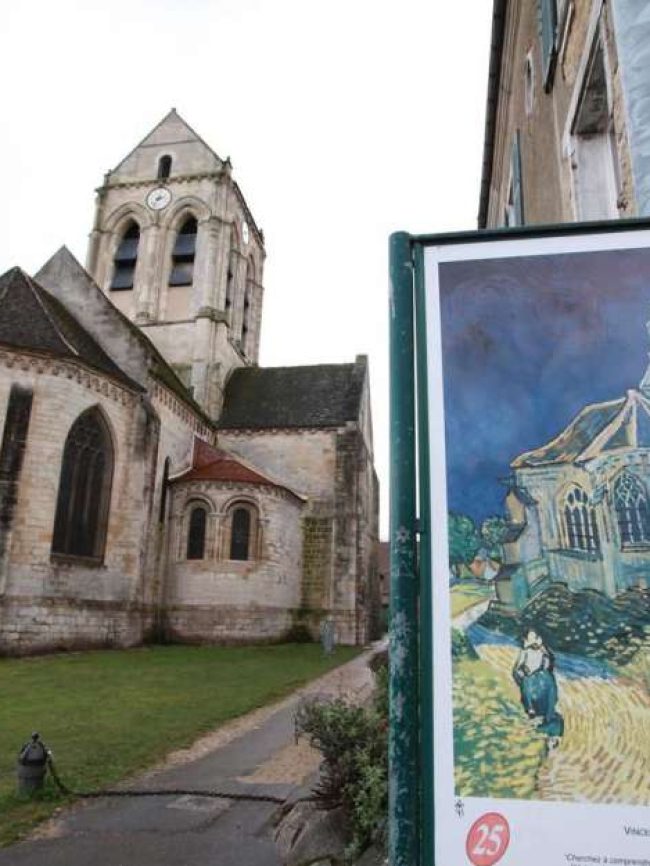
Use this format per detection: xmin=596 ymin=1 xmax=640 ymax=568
xmin=450 ymin=581 xmax=492 ymax=618
xmin=0 ymin=643 xmax=359 ymax=846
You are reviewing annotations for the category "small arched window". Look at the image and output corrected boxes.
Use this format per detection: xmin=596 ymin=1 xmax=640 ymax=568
xmin=187 ymin=505 xmax=207 ymax=559
xmin=169 ymin=216 xmax=197 ymax=286
xmin=614 ymin=472 xmax=650 ymax=546
xmin=52 ymin=408 xmax=114 ymax=560
xmin=230 ymin=507 xmax=251 ymax=560
xmin=562 ymin=485 xmax=600 ymax=553
xmin=158 ymin=154 xmax=172 ymax=180
xmin=111 ymin=221 xmax=140 ymax=290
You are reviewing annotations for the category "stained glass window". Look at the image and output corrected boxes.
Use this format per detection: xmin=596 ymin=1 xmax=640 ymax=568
xmin=52 ymin=409 xmax=113 ymax=559
xmin=563 ymin=485 xmax=599 ymax=553
xmin=614 ymin=472 xmax=650 ymax=546
xmin=187 ymin=505 xmax=207 ymax=560
xmin=230 ymin=506 xmax=251 ymax=561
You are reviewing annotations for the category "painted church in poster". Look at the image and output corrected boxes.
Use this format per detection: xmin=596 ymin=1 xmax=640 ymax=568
xmin=500 ymin=352 xmax=650 ymax=609
xmin=0 ymin=111 xmax=379 ymax=654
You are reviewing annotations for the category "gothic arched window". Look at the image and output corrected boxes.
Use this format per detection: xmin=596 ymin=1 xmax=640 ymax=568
xmin=52 ymin=408 xmax=114 ymax=560
xmin=186 ymin=504 xmax=207 ymax=560
xmin=169 ymin=216 xmax=197 ymax=286
xmin=614 ymin=472 xmax=650 ymax=546
xmin=562 ymin=485 xmax=600 ymax=553
xmin=157 ymin=154 xmax=172 ymax=180
xmin=111 ymin=221 xmax=140 ymax=290
xmin=228 ymin=503 xmax=258 ymax=561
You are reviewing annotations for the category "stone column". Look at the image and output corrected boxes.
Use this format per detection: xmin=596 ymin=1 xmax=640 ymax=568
xmin=134 ymin=224 xmax=162 ymax=323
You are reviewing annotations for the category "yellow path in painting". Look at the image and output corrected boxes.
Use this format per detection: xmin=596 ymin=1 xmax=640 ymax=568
xmin=477 ymin=644 xmax=650 ymax=805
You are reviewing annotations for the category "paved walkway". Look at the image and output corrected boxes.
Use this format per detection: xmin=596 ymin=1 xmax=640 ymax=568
xmin=1 ymin=644 xmax=383 ymax=866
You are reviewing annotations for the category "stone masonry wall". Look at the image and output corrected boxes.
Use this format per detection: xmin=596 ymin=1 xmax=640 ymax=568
xmin=0 ymin=351 xmax=153 ymax=654
xmin=164 ymin=480 xmax=304 ymax=643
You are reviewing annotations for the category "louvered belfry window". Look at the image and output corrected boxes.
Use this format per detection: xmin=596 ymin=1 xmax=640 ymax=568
xmin=111 ymin=221 xmax=140 ymax=290
xmin=52 ymin=409 xmax=113 ymax=560
xmin=169 ymin=216 xmax=197 ymax=286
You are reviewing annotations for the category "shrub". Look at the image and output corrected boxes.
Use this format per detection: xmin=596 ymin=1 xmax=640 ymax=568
xmin=295 ymin=663 xmax=388 ymax=859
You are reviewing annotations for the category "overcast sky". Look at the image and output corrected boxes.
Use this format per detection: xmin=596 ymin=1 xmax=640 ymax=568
xmin=0 ymin=0 xmax=493 ymax=538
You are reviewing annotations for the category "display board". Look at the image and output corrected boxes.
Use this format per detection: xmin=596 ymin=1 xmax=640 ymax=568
xmin=417 ymin=226 xmax=650 ymax=866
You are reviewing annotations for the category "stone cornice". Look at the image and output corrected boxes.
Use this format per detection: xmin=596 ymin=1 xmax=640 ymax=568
xmin=0 ymin=346 xmax=139 ymax=405
xmin=151 ymin=381 xmax=214 ymax=439
xmin=96 ymin=172 xmax=226 ymax=194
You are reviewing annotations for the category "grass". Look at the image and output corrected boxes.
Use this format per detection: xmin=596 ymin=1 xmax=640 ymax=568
xmin=450 ymin=580 xmax=492 ymax=618
xmin=0 ymin=642 xmax=360 ymax=846
xmin=453 ymin=656 xmax=545 ymax=799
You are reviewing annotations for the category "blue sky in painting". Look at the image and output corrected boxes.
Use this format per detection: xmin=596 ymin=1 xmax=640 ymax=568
xmin=439 ymin=246 xmax=650 ymax=522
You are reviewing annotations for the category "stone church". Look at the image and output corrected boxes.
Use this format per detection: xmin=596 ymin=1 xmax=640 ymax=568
xmin=0 ymin=110 xmax=379 ymax=655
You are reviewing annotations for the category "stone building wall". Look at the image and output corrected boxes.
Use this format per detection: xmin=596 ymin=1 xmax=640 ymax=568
xmin=165 ymin=480 xmax=304 ymax=642
xmin=484 ymin=0 xmax=636 ymax=227
xmin=219 ymin=425 xmax=379 ymax=644
xmin=0 ymin=352 xmax=153 ymax=654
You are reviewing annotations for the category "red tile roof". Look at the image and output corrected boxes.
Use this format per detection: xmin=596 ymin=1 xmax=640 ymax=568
xmin=174 ymin=438 xmax=305 ymax=500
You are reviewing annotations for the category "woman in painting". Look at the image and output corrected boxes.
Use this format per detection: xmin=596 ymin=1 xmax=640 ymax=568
xmin=512 ymin=628 xmax=564 ymax=746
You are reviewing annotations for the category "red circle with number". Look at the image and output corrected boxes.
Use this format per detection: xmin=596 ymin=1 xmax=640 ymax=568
xmin=466 ymin=812 xmax=510 ymax=866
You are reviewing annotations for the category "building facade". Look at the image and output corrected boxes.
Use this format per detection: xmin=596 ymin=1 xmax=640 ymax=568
xmin=0 ymin=112 xmax=379 ymax=655
xmin=480 ymin=0 xmax=650 ymax=228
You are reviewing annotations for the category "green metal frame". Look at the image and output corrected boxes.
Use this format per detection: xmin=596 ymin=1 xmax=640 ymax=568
xmin=389 ymin=216 xmax=650 ymax=866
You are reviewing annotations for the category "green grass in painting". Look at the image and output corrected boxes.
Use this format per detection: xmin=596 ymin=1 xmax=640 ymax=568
xmin=0 ymin=643 xmax=359 ymax=846
xmin=450 ymin=581 xmax=492 ymax=618
xmin=453 ymin=658 xmax=546 ymax=800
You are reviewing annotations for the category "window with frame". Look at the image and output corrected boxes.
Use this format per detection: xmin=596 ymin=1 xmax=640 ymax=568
xmin=504 ymin=131 xmax=525 ymax=227
xmin=562 ymin=484 xmax=600 ymax=553
xmin=169 ymin=216 xmax=198 ymax=286
xmin=539 ymin=0 xmax=558 ymax=91
xmin=186 ymin=504 xmax=208 ymax=560
xmin=614 ymin=472 xmax=650 ymax=546
xmin=570 ymin=32 xmax=621 ymax=221
xmin=111 ymin=221 xmax=140 ymax=290
xmin=52 ymin=408 xmax=114 ymax=560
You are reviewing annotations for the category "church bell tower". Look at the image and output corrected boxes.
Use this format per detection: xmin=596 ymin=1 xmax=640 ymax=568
xmin=86 ymin=109 xmax=265 ymax=419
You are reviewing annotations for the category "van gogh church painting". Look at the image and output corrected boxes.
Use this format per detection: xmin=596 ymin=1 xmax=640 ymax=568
xmin=440 ymin=246 xmax=650 ymax=806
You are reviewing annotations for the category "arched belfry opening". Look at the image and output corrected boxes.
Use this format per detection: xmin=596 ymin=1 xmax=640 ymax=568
xmin=169 ymin=216 xmax=197 ymax=286
xmin=111 ymin=221 xmax=140 ymax=290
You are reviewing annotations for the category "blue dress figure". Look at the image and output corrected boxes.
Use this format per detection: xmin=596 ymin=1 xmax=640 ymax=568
xmin=512 ymin=629 xmax=564 ymax=747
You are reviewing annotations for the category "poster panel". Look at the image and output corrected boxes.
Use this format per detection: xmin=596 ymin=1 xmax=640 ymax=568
xmin=423 ymin=227 xmax=650 ymax=866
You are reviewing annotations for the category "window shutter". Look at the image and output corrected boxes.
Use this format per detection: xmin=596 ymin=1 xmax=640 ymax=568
xmin=539 ymin=0 xmax=558 ymax=90
xmin=511 ymin=131 xmax=525 ymax=226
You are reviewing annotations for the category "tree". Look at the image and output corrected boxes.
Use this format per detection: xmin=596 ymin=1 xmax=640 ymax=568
xmin=448 ymin=513 xmax=480 ymax=577
xmin=480 ymin=516 xmax=509 ymax=562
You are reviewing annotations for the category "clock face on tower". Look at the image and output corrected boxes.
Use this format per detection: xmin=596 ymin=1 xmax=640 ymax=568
xmin=146 ymin=187 xmax=172 ymax=211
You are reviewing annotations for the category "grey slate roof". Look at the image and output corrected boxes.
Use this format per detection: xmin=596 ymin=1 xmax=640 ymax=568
xmin=512 ymin=398 xmax=625 ymax=467
xmin=218 ymin=363 xmax=365 ymax=430
xmin=0 ymin=267 xmax=142 ymax=391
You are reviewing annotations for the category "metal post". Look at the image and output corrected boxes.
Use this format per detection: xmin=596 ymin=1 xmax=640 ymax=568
xmin=414 ymin=242 xmax=434 ymax=866
xmin=388 ymin=231 xmax=419 ymax=866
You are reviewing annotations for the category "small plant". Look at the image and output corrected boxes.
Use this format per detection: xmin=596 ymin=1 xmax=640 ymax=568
xmin=295 ymin=663 xmax=388 ymax=859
